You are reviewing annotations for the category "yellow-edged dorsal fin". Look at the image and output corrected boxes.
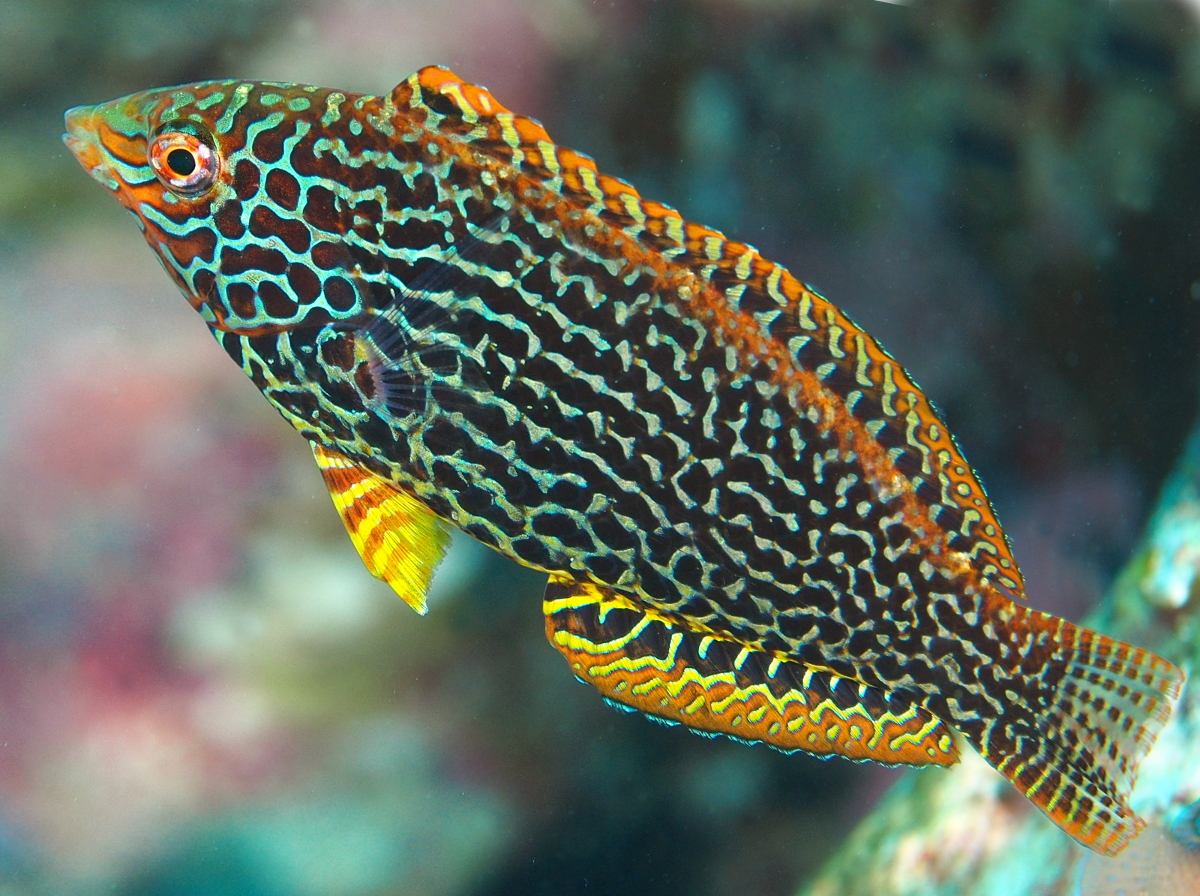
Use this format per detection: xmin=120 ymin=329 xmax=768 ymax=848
xmin=311 ymin=441 xmax=450 ymax=614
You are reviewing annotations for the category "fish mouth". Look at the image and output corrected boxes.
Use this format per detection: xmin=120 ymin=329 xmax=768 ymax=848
xmin=63 ymin=105 xmax=117 ymax=189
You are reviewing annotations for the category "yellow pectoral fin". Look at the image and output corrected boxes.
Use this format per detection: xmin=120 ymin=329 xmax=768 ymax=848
xmin=311 ymin=442 xmax=450 ymax=615
xmin=544 ymin=576 xmax=959 ymax=768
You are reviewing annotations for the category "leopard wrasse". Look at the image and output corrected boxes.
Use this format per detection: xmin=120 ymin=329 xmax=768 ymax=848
xmin=64 ymin=68 xmax=1183 ymax=855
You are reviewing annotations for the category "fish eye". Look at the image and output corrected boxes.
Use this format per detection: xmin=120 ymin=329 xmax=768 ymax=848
xmin=148 ymin=123 xmax=219 ymax=195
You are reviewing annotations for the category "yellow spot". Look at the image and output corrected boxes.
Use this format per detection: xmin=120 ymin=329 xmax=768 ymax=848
xmin=621 ymin=192 xmax=644 ymax=224
xmin=826 ymin=724 xmax=841 ymax=741
xmin=440 ymin=83 xmax=476 ymax=120
xmin=938 ymin=734 xmax=953 ymax=753
xmin=539 ymin=140 xmax=559 ymax=174
xmin=633 ymin=677 xmax=664 ymax=696
xmin=734 ymin=250 xmax=753 ymax=280
xmin=578 ymin=166 xmax=604 ymax=203
xmin=766 ymin=265 xmax=786 ymax=303
xmin=854 ymin=335 xmax=873 ymax=387
xmin=684 ymin=695 xmax=706 ymax=715
xmin=881 ymin=363 xmax=897 ymax=415
xmin=731 ymin=715 xmax=743 ymax=727
xmin=797 ymin=292 xmax=816 ymax=331
xmin=827 ymin=323 xmax=845 ymax=359
xmin=807 ymin=732 xmax=818 ymax=744
xmin=850 ymin=725 xmax=862 ymax=740
xmin=768 ymin=722 xmax=782 ymax=736
xmin=665 ymin=215 xmax=685 ymax=245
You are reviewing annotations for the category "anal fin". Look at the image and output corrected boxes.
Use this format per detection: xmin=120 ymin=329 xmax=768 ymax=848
xmin=544 ymin=577 xmax=959 ymax=767
xmin=311 ymin=442 xmax=450 ymax=614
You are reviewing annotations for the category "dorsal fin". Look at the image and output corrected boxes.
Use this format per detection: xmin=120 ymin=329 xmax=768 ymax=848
xmin=394 ymin=67 xmax=652 ymax=236
xmin=392 ymin=66 xmax=557 ymax=168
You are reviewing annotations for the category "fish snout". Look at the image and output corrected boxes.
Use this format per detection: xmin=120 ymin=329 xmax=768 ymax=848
xmin=63 ymin=105 xmax=118 ymax=190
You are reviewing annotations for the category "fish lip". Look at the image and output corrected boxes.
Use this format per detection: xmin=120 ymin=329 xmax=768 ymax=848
xmin=62 ymin=104 xmax=113 ymax=186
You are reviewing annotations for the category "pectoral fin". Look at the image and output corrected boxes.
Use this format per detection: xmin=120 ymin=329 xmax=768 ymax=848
xmin=544 ymin=576 xmax=959 ymax=767
xmin=311 ymin=442 xmax=450 ymax=615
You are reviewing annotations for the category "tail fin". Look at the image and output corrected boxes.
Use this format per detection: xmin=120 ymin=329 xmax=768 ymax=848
xmin=976 ymin=605 xmax=1183 ymax=855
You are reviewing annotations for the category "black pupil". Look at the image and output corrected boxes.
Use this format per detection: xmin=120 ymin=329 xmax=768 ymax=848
xmin=166 ymin=148 xmax=197 ymax=177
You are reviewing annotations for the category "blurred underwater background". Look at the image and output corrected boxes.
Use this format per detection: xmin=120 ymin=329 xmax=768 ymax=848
xmin=2 ymin=0 xmax=1200 ymax=893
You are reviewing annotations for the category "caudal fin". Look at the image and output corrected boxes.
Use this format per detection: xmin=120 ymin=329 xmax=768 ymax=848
xmin=978 ymin=606 xmax=1183 ymax=855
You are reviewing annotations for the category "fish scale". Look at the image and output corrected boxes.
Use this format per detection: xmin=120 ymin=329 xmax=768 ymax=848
xmin=65 ymin=66 xmax=1183 ymax=855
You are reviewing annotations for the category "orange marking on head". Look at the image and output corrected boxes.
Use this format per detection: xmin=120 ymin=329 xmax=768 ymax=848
xmin=92 ymin=118 xmax=150 ymax=172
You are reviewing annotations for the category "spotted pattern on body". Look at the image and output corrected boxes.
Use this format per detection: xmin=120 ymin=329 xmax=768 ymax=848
xmin=64 ymin=67 xmax=1184 ymax=855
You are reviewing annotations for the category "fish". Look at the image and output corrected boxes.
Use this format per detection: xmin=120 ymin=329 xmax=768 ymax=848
xmin=63 ymin=68 xmax=1184 ymax=855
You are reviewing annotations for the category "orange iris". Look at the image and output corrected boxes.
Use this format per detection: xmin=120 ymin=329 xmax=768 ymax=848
xmin=148 ymin=129 xmax=219 ymax=195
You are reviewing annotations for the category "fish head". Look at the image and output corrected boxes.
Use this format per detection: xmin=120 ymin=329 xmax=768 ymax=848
xmin=64 ymin=81 xmax=374 ymax=335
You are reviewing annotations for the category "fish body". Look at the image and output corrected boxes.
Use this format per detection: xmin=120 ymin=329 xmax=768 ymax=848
xmin=64 ymin=69 xmax=1183 ymax=855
